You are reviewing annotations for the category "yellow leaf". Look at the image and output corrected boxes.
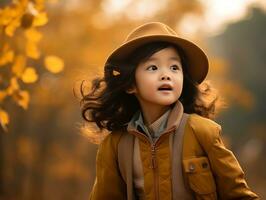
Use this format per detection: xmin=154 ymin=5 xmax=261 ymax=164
xmin=44 ymin=55 xmax=64 ymax=73
xmin=33 ymin=12 xmax=48 ymax=26
xmin=16 ymin=0 xmax=28 ymax=8
xmin=7 ymin=77 xmax=20 ymax=95
xmin=26 ymin=41 xmax=40 ymax=59
xmin=13 ymin=90 xmax=30 ymax=110
xmin=0 ymin=43 xmax=14 ymax=66
xmin=5 ymin=18 xmax=20 ymax=37
xmin=0 ymin=91 xmax=7 ymax=102
xmin=0 ymin=7 xmax=17 ymax=26
xmin=21 ymin=67 xmax=38 ymax=83
xmin=0 ymin=109 xmax=9 ymax=132
xmin=12 ymin=55 xmax=26 ymax=77
xmin=24 ymin=27 xmax=42 ymax=42
xmin=0 ymin=49 xmax=14 ymax=66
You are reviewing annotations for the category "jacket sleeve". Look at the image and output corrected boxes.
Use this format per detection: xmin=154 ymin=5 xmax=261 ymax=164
xmin=207 ymin=125 xmax=259 ymax=199
xmin=89 ymin=133 xmax=127 ymax=200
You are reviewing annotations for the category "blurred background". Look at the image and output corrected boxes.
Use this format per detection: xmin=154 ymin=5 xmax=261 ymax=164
xmin=0 ymin=0 xmax=265 ymax=199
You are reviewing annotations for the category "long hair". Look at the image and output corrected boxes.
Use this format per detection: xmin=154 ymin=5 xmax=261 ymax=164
xmin=77 ymin=41 xmax=226 ymax=140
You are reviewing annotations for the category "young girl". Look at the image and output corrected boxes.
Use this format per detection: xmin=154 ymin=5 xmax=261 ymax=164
xmin=80 ymin=22 xmax=259 ymax=200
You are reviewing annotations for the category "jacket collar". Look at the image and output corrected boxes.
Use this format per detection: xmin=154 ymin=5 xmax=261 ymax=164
xmin=127 ymin=100 xmax=184 ymax=135
xmin=166 ymin=100 xmax=184 ymax=130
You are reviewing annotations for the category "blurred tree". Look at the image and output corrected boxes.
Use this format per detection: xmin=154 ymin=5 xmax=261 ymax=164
xmin=208 ymin=7 xmax=266 ymax=140
xmin=0 ymin=0 xmax=64 ymax=132
xmin=207 ymin=7 xmax=266 ymax=198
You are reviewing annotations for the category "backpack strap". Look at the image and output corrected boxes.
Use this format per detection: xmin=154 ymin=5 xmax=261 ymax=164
xmin=172 ymin=113 xmax=194 ymax=199
xmin=117 ymin=133 xmax=136 ymax=200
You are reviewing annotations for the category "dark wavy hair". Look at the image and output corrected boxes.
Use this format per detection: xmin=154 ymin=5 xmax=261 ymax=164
xmin=77 ymin=41 xmax=226 ymax=137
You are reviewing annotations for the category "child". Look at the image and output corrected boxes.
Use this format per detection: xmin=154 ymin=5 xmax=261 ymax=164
xmin=80 ymin=22 xmax=259 ymax=200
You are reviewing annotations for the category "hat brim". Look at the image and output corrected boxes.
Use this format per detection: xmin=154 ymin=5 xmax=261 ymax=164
xmin=105 ymin=35 xmax=209 ymax=84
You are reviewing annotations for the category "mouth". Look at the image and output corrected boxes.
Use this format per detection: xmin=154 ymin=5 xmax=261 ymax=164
xmin=158 ymin=84 xmax=173 ymax=91
xmin=158 ymin=88 xmax=172 ymax=91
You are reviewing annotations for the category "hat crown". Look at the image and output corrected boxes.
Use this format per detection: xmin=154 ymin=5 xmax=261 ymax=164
xmin=105 ymin=22 xmax=209 ymax=84
xmin=125 ymin=22 xmax=178 ymax=42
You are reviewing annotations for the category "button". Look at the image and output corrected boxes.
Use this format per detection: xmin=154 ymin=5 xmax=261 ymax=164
xmin=202 ymin=162 xmax=208 ymax=169
xmin=188 ymin=163 xmax=195 ymax=172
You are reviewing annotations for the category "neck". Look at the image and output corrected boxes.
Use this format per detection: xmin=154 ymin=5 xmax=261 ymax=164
xmin=140 ymin=103 xmax=171 ymax=126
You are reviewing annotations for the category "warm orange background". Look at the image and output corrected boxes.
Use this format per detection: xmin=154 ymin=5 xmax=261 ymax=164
xmin=0 ymin=0 xmax=265 ymax=199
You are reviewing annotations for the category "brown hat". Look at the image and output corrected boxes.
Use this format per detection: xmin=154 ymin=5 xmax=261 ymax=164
xmin=105 ymin=22 xmax=209 ymax=84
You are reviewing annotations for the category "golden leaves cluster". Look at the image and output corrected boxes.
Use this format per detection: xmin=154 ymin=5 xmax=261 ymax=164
xmin=0 ymin=0 xmax=64 ymax=132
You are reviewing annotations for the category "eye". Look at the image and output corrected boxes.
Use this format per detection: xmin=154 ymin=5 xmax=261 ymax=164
xmin=170 ymin=65 xmax=180 ymax=71
xmin=146 ymin=65 xmax=157 ymax=71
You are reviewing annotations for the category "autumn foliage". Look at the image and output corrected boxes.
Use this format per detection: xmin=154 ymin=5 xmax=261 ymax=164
xmin=0 ymin=0 xmax=64 ymax=132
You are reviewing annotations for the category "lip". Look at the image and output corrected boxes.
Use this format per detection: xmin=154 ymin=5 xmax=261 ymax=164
xmin=158 ymin=83 xmax=173 ymax=91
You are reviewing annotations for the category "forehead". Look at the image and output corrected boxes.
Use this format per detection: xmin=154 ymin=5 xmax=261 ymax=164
xmin=145 ymin=47 xmax=181 ymax=62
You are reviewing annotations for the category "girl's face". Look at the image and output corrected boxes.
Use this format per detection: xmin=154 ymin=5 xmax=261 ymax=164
xmin=127 ymin=47 xmax=183 ymax=110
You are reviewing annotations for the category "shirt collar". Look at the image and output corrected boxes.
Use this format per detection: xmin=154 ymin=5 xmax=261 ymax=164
xmin=127 ymin=100 xmax=184 ymax=140
xmin=128 ymin=108 xmax=171 ymax=140
xmin=126 ymin=100 xmax=184 ymax=137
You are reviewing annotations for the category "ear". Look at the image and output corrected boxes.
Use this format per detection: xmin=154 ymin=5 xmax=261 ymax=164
xmin=126 ymin=87 xmax=136 ymax=94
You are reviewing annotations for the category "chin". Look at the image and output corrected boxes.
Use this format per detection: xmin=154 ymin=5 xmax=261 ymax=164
xmin=157 ymin=100 xmax=177 ymax=106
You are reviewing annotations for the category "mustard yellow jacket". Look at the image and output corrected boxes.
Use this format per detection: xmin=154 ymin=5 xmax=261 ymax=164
xmin=89 ymin=113 xmax=259 ymax=200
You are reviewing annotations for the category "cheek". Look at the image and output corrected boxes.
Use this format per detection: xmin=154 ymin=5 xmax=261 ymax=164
xmin=135 ymin=70 xmax=154 ymax=89
xmin=136 ymin=77 xmax=154 ymax=94
xmin=174 ymin=75 xmax=184 ymax=92
xmin=134 ymin=78 xmax=157 ymax=100
xmin=138 ymin=75 xmax=154 ymax=85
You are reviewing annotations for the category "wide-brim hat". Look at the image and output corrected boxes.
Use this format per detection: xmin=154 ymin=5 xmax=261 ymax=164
xmin=105 ymin=22 xmax=209 ymax=84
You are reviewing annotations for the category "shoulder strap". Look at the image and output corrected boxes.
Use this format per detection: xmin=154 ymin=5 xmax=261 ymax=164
xmin=172 ymin=113 xmax=194 ymax=200
xmin=117 ymin=133 xmax=135 ymax=200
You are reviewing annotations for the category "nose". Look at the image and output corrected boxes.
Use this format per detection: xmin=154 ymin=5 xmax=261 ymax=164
xmin=161 ymin=75 xmax=171 ymax=81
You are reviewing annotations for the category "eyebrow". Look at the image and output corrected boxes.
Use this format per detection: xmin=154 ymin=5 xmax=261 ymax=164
xmin=145 ymin=56 xmax=182 ymax=68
